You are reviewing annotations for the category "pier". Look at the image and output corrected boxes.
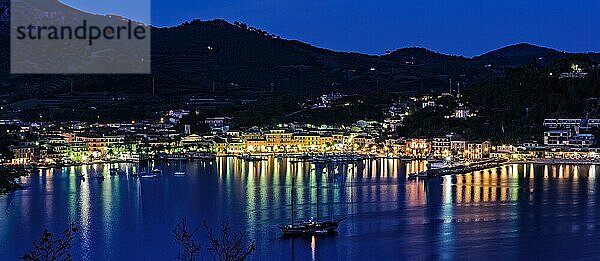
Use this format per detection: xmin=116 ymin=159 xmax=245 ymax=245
xmin=409 ymin=159 xmax=507 ymax=179
xmin=511 ymin=159 xmax=600 ymax=165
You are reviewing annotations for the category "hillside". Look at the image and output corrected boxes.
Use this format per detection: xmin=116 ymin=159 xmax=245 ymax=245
xmin=382 ymin=47 xmax=482 ymax=76
xmin=150 ymin=20 xmax=406 ymax=97
xmin=473 ymin=43 xmax=567 ymax=67
xmin=384 ymin=43 xmax=574 ymax=69
xmin=0 ymin=2 xmax=453 ymax=101
xmin=0 ymin=0 xmax=599 ymax=120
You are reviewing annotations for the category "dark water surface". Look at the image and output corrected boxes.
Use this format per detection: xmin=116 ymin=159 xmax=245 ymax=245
xmin=1 ymin=159 xmax=600 ymax=260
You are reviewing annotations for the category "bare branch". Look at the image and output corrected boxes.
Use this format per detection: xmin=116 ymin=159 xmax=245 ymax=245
xmin=173 ymin=218 xmax=201 ymax=261
xmin=204 ymin=219 xmax=256 ymax=261
xmin=20 ymin=223 xmax=78 ymax=261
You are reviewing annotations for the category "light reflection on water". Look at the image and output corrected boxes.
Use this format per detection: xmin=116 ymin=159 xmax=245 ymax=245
xmin=1 ymin=160 xmax=600 ymax=259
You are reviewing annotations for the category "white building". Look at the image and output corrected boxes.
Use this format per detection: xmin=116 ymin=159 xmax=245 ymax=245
xmin=543 ymin=118 xmax=600 ymax=129
xmin=544 ymin=130 xmax=595 ymax=147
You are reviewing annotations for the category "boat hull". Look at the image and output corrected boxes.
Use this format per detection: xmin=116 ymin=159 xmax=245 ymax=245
xmin=279 ymin=220 xmax=342 ymax=236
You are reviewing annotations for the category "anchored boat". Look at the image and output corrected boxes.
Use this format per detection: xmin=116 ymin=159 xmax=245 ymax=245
xmin=279 ymin=172 xmax=345 ymax=236
xmin=238 ymin=154 xmax=265 ymax=162
xmin=279 ymin=217 xmax=346 ymax=236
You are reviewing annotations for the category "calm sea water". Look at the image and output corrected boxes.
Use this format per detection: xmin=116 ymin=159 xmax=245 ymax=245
xmin=1 ymin=159 xmax=600 ymax=260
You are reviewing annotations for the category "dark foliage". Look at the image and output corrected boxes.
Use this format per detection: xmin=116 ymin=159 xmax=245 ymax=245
xmin=0 ymin=124 xmax=21 ymax=159
xmin=0 ymin=166 xmax=23 ymax=193
xmin=20 ymin=223 xmax=78 ymax=261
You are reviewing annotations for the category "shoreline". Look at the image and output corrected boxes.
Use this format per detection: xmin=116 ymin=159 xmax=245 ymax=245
xmin=0 ymin=178 xmax=21 ymax=194
xmin=30 ymin=160 xmax=137 ymax=170
xmin=509 ymin=159 xmax=600 ymax=165
xmin=0 ymin=168 xmax=25 ymax=194
xmin=8 ymin=157 xmax=600 ymax=172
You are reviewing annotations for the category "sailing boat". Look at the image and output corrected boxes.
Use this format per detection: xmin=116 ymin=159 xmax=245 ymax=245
xmin=279 ymin=172 xmax=346 ymax=236
xmin=174 ymin=161 xmax=186 ymax=176
xmin=138 ymin=155 xmax=158 ymax=178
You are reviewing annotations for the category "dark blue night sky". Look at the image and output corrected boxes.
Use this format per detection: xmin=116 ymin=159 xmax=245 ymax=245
xmin=66 ymin=0 xmax=600 ymax=56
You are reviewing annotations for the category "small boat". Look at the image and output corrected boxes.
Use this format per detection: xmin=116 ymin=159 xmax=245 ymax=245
xmin=238 ymin=155 xmax=264 ymax=162
xmin=408 ymin=171 xmax=429 ymax=179
xmin=152 ymin=169 xmax=163 ymax=175
xmin=191 ymin=153 xmax=217 ymax=160
xmin=140 ymin=173 xmax=158 ymax=178
xmin=426 ymin=157 xmax=459 ymax=170
xmin=290 ymin=154 xmax=313 ymax=163
xmin=174 ymin=171 xmax=187 ymax=176
xmin=167 ymin=154 xmax=188 ymax=160
xmin=290 ymin=159 xmax=308 ymax=164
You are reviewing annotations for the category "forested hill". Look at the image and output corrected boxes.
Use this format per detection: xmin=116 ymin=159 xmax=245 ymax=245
xmin=399 ymin=62 xmax=600 ymax=143
xmin=0 ymin=0 xmax=599 ymax=130
xmin=0 ymin=0 xmax=599 ymax=101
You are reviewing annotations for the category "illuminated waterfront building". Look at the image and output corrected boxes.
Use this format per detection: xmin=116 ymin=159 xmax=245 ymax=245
xmin=465 ymin=141 xmax=491 ymax=160
xmin=406 ymin=138 xmax=430 ymax=157
xmin=431 ymin=137 xmax=451 ymax=157
xmin=544 ymin=130 xmax=595 ymax=147
xmin=9 ymin=146 xmax=34 ymax=165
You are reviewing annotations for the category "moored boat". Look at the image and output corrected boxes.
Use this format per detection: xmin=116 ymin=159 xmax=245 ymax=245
xmin=408 ymin=171 xmax=429 ymax=179
xmin=290 ymin=154 xmax=313 ymax=163
xmin=140 ymin=173 xmax=158 ymax=178
xmin=279 ymin=173 xmax=345 ymax=236
xmin=190 ymin=153 xmax=217 ymax=160
xmin=279 ymin=217 xmax=346 ymax=235
xmin=238 ymin=154 xmax=265 ymax=162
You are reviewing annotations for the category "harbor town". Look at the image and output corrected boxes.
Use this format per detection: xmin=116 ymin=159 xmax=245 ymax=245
xmin=1 ymin=114 xmax=599 ymax=168
xmin=2 ymin=0 xmax=600 ymax=258
xmin=3 ymin=61 xmax=598 ymax=170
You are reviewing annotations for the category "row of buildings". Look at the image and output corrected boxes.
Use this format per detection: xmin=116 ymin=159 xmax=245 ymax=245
xmin=2 ymin=121 xmax=495 ymax=165
xmin=2 ymin=115 xmax=599 ymax=166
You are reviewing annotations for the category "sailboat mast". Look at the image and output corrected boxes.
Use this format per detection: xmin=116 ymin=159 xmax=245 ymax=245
xmin=316 ymin=173 xmax=319 ymax=221
xmin=291 ymin=174 xmax=295 ymax=225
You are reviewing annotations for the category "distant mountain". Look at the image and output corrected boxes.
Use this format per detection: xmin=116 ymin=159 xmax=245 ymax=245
xmin=473 ymin=43 xmax=567 ymax=67
xmin=383 ymin=43 xmax=594 ymax=70
xmin=384 ymin=47 xmax=468 ymax=65
xmin=0 ymin=0 xmax=599 ymax=110
xmin=479 ymin=43 xmax=561 ymax=58
xmin=382 ymin=47 xmax=481 ymax=75
xmin=150 ymin=19 xmax=413 ymax=97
